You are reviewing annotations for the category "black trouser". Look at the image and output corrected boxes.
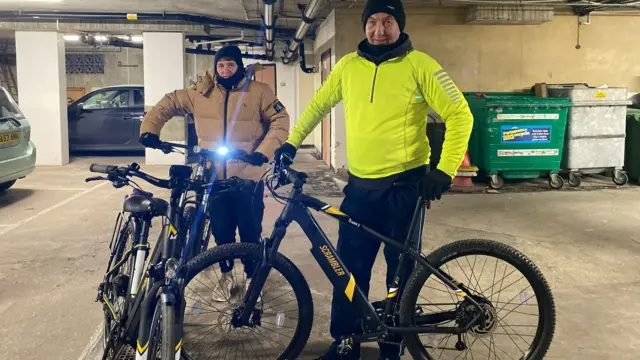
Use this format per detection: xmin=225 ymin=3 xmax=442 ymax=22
xmin=329 ymin=167 xmax=425 ymax=358
xmin=209 ymin=180 xmax=264 ymax=277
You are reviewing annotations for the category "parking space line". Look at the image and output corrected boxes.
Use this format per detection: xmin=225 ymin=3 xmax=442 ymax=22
xmin=76 ymin=324 xmax=102 ymax=360
xmin=0 ymin=182 xmax=108 ymax=238
xmin=16 ymin=187 xmax=90 ymax=191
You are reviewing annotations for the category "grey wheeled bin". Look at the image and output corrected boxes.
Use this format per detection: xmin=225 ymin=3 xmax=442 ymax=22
xmin=547 ymin=85 xmax=633 ymax=187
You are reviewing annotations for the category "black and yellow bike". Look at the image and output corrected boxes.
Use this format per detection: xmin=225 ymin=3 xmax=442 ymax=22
xmin=180 ymin=154 xmax=556 ymax=360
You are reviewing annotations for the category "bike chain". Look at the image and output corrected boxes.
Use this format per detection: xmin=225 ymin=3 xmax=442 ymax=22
xmin=114 ymin=345 xmax=136 ymax=360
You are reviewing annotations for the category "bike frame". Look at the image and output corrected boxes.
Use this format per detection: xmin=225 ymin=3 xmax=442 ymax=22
xmin=241 ymin=181 xmax=486 ymax=341
xmin=133 ymin=172 xmax=191 ymax=360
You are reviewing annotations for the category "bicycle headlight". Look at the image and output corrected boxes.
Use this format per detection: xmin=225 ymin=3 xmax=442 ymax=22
xmin=165 ymin=258 xmax=179 ymax=280
xmin=216 ymin=146 xmax=229 ymax=156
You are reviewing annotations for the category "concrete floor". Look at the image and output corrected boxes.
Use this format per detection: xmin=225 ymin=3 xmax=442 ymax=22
xmin=1 ymin=152 xmax=640 ymax=360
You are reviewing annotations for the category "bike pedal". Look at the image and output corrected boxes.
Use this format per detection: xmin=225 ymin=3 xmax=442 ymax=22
xmin=337 ymin=337 xmax=354 ymax=356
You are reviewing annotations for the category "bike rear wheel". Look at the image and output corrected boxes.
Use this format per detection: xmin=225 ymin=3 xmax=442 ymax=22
xmin=103 ymin=220 xmax=135 ymax=359
xmin=399 ymin=239 xmax=556 ymax=360
xmin=182 ymin=243 xmax=313 ymax=360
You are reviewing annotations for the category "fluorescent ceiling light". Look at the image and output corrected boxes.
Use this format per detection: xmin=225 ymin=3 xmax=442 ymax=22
xmin=63 ymin=35 xmax=80 ymax=41
xmin=17 ymin=0 xmax=63 ymax=2
xmin=94 ymin=35 xmax=108 ymax=42
xmin=131 ymin=35 xmax=143 ymax=43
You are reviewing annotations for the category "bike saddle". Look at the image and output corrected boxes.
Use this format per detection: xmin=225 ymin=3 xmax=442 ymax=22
xmin=123 ymin=195 xmax=169 ymax=217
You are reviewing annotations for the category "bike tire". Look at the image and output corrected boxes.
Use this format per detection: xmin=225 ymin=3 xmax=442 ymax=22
xmin=162 ymin=302 xmax=176 ymax=360
xmin=147 ymin=299 xmax=175 ymax=360
xmin=399 ymin=239 xmax=556 ymax=360
xmin=102 ymin=220 xmax=134 ymax=359
xmin=184 ymin=243 xmax=314 ymax=360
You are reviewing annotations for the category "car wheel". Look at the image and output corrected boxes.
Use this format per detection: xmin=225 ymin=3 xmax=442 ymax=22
xmin=0 ymin=180 xmax=17 ymax=192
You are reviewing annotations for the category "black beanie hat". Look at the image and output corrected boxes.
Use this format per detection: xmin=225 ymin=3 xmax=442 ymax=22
xmin=361 ymin=0 xmax=406 ymax=32
xmin=214 ymin=45 xmax=245 ymax=74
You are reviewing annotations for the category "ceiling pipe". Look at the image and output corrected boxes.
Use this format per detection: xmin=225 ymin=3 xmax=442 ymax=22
xmin=193 ymin=30 xmax=245 ymax=46
xmin=282 ymin=0 xmax=326 ymax=64
xmin=263 ymin=0 xmax=277 ymax=60
xmin=298 ymin=42 xmax=316 ymax=73
xmin=102 ymin=38 xmax=269 ymax=60
xmin=0 ymin=10 xmax=296 ymax=37
xmin=185 ymin=35 xmax=263 ymax=47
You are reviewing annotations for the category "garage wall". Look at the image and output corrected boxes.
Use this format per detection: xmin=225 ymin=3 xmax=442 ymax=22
xmin=335 ymin=8 xmax=640 ymax=92
xmin=66 ymin=48 xmax=144 ymax=90
xmin=185 ymin=53 xmax=214 ymax=84
xmin=296 ymin=65 xmax=316 ymax=146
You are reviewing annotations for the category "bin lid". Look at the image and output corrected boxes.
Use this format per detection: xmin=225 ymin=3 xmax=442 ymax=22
xmin=463 ymin=92 xmax=572 ymax=108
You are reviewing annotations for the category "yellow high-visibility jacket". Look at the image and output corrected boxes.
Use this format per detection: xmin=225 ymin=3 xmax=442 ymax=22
xmin=287 ymin=47 xmax=473 ymax=179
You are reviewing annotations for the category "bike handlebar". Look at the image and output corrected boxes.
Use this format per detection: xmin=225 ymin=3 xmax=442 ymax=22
xmin=89 ymin=163 xmax=170 ymax=189
xmin=89 ymin=164 xmax=117 ymax=174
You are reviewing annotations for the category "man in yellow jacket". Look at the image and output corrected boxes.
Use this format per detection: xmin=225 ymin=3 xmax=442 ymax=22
xmin=275 ymin=0 xmax=473 ymax=358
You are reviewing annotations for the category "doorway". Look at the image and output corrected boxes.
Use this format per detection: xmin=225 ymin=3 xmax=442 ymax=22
xmin=253 ymin=63 xmax=277 ymax=95
xmin=320 ymin=49 xmax=332 ymax=168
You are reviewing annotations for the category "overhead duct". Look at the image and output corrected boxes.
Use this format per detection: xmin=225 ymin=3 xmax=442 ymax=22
xmin=263 ymin=0 xmax=276 ymax=60
xmin=464 ymin=5 xmax=554 ymax=24
xmin=102 ymin=37 xmax=269 ymax=60
xmin=0 ymin=10 xmax=296 ymax=37
xmin=282 ymin=0 xmax=326 ymax=64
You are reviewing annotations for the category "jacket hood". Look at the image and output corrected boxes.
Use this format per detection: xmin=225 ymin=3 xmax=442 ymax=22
xmin=357 ymin=33 xmax=413 ymax=65
xmin=194 ymin=63 xmax=265 ymax=95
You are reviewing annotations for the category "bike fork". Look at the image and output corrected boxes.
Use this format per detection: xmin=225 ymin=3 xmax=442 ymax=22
xmin=236 ymin=226 xmax=283 ymax=325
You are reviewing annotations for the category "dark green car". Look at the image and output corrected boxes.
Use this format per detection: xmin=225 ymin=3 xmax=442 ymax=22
xmin=0 ymin=87 xmax=36 ymax=192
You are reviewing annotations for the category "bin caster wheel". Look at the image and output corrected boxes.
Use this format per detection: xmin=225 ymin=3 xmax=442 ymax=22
xmin=568 ymin=173 xmax=582 ymax=187
xmin=489 ymin=175 xmax=504 ymax=190
xmin=613 ymin=172 xmax=628 ymax=186
xmin=549 ymin=174 xmax=564 ymax=189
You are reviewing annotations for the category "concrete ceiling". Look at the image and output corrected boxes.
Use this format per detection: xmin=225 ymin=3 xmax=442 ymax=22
xmin=0 ymin=0 xmax=326 ymax=28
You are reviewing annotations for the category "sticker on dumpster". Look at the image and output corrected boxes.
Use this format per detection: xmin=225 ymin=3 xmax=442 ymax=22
xmin=595 ymin=91 xmax=607 ymax=98
xmin=497 ymin=149 xmax=559 ymax=157
xmin=496 ymin=113 xmax=559 ymax=120
xmin=501 ymin=125 xmax=551 ymax=144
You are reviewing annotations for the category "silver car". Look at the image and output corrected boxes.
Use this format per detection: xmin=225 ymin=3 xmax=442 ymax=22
xmin=0 ymin=87 xmax=36 ymax=192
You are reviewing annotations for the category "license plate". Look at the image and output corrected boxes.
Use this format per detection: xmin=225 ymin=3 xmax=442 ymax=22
xmin=0 ymin=131 xmax=20 ymax=145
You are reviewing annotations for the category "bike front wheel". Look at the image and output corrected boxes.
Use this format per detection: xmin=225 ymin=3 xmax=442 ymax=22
xmin=147 ymin=299 xmax=176 ymax=360
xmin=399 ymin=239 xmax=556 ymax=360
xmin=182 ymin=243 xmax=314 ymax=360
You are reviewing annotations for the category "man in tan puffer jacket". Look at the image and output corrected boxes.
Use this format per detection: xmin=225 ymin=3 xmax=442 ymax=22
xmin=139 ymin=45 xmax=289 ymax=300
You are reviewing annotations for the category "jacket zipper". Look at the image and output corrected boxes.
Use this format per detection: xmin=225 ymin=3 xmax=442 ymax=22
xmin=222 ymin=89 xmax=230 ymax=179
xmin=370 ymin=65 xmax=379 ymax=103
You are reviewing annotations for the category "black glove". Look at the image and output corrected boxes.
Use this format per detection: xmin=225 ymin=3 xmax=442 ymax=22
xmin=246 ymin=152 xmax=268 ymax=166
xmin=274 ymin=143 xmax=297 ymax=165
xmin=419 ymin=169 xmax=452 ymax=201
xmin=139 ymin=133 xmax=161 ymax=149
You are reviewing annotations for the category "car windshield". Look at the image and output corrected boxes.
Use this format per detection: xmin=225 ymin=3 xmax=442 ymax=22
xmin=0 ymin=89 xmax=24 ymax=120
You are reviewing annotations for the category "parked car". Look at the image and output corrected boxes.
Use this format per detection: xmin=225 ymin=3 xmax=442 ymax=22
xmin=67 ymin=85 xmax=145 ymax=152
xmin=0 ymin=86 xmax=36 ymax=192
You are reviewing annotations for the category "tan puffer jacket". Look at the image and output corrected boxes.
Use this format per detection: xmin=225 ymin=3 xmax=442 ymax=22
xmin=140 ymin=65 xmax=289 ymax=181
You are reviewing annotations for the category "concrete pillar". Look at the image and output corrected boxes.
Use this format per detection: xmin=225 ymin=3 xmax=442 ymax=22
xmin=143 ymin=32 xmax=186 ymax=165
xmin=15 ymin=31 xmax=68 ymax=165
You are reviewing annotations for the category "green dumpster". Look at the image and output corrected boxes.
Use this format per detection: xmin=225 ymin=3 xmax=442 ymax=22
xmin=624 ymin=108 xmax=640 ymax=183
xmin=464 ymin=92 xmax=572 ymax=189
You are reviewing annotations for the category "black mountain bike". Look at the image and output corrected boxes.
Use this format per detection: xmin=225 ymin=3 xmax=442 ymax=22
xmin=180 ymin=154 xmax=556 ymax=359
xmin=94 ymin=142 xmax=263 ymax=360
